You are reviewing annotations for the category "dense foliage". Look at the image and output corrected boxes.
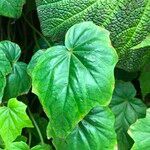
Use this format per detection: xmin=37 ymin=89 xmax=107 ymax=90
xmin=0 ymin=0 xmax=150 ymax=150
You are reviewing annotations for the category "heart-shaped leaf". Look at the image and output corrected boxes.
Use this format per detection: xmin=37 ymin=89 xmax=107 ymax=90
xmin=31 ymin=22 xmax=118 ymax=138
xmin=52 ymin=106 xmax=117 ymax=150
xmin=109 ymin=81 xmax=146 ymax=150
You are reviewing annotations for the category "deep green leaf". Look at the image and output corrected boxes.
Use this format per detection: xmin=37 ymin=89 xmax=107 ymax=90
xmin=0 ymin=0 xmax=26 ymax=18
xmin=52 ymin=106 xmax=116 ymax=150
xmin=0 ymin=41 xmax=31 ymax=100
xmin=109 ymin=81 xmax=147 ymax=150
xmin=139 ymin=61 xmax=150 ymax=98
xmin=128 ymin=108 xmax=150 ymax=150
xmin=36 ymin=0 xmax=150 ymax=72
xmin=0 ymin=98 xmax=33 ymax=145
xmin=4 ymin=62 xmax=31 ymax=100
xmin=0 ymin=48 xmax=11 ymax=101
xmin=32 ymin=22 xmax=118 ymax=138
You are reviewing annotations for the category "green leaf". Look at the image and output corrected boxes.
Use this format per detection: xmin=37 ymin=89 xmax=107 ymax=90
xmin=31 ymin=144 xmax=52 ymax=150
xmin=4 ymin=62 xmax=31 ymax=100
xmin=5 ymin=141 xmax=30 ymax=150
xmin=0 ymin=73 xmax=6 ymax=102
xmin=36 ymin=0 xmax=150 ymax=72
xmin=0 ymin=98 xmax=33 ymax=145
xmin=0 ymin=41 xmax=31 ymax=100
xmin=139 ymin=62 xmax=150 ymax=98
xmin=0 ymin=0 xmax=26 ymax=18
xmin=128 ymin=108 xmax=150 ymax=150
xmin=0 ymin=48 xmax=11 ymax=76
xmin=131 ymin=34 xmax=150 ymax=50
xmin=109 ymin=81 xmax=147 ymax=150
xmin=27 ymin=50 xmax=45 ymax=76
xmin=32 ymin=22 xmax=118 ymax=138
xmin=52 ymin=106 xmax=117 ymax=150
xmin=0 ymin=48 xmax=11 ymax=101
xmin=0 ymin=41 xmax=21 ymax=64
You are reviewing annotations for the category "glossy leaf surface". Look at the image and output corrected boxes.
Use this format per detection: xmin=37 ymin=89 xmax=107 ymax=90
xmin=32 ymin=22 xmax=118 ymax=138
xmin=52 ymin=106 xmax=117 ymax=150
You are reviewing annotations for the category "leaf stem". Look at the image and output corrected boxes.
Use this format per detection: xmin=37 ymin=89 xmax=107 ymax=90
xmin=28 ymin=109 xmax=44 ymax=145
xmin=23 ymin=15 xmax=51 ymax=48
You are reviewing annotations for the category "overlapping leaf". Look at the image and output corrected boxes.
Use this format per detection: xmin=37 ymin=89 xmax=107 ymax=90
xmin=128 ymin=108 xmax=150 ymax=150
xmin=0 ymin=41 xmax=31 ymax=100
xmin=31 ymin=22 xmax=118 ymax=138
xmin=0 ymin=98 xmax=33 ymax=145
xmin=36 ymin=0 xmax=150 ymax=71
xmin=52 ymin=106 xmax=117 ymax=150
xmin=0 ymin=0 xmax=25 ymax=18
xmin=109 ymin=81 xmax=146 ymax=150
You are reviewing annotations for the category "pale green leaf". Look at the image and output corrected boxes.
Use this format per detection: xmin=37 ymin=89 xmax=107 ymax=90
xmin=5 ymin=141 xmax=30 ymax=150
xmin=128 ymin=108 xmax=150 ymax=150
xmin=109 ymin=81 xmax=147 ymax=150
xmin=0 ymin=98 xmax=33 ymax=145
xmin=52 ymin=106 xmax=117 ymax=150
xmin=0 ymin=0 xmax=26 ymax=18
xmin=32 ymin=22 xmax=118 ymax=138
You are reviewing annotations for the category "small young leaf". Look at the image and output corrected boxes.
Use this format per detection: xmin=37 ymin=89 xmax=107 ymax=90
xmin=32 ymin=22 xmax=118 ymax=138
xmin=109 ymin=81 xmax=147 ymax=150
xmin=128 ymin=108 xmax=150 ymax=150
xmin=52 ymin=106 xmax=117 ymax=150
xmin=4 ymin=62 xmax=31 ymax=100
xmin=0 ymin=98 xmax=33 ymax=145
xmin=0 ymin=0 xmax=26 ymax=18
xmin=0 ymin=41 xmax=21 ymax=64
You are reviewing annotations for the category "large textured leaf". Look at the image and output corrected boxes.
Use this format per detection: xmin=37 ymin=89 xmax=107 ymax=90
xmin=52 ymin=106 xmax=117 ymax=150
xmin=0 ymin=98 xmax=33 ymax=145
xmin=32 ymin=22 xmax=118 ymax=138
xmin=128 ymin=108 xmax=150 ymax=150
xmin=36 ymin=0 xmax=150 ymax=71
xmin=139 ymin=61 xmax=150 ymax=98
xmin=4 ymin=62 xmax=31 ymax=100
xmin=0 ymin=41 xmax=31 ymax=100
xmin=109 ymin=81 xmax=146 ymax=150
xmin=0 ymin=0 xmax=25 ymax=18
